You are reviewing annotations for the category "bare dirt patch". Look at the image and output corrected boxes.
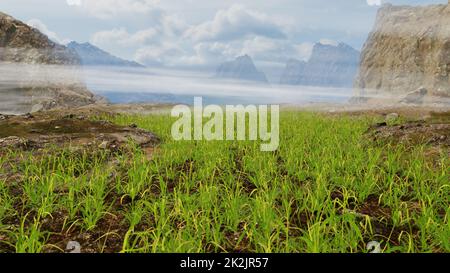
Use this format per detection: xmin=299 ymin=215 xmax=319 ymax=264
xmin=0 ymin=111 xmax=160 ymax=152
xmin=368 ymin=122 xmax=449 ymax=147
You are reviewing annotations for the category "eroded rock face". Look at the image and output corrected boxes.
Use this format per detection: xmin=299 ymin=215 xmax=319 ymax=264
xmin=354 ymin=4 xmax=450 ymax=98
xmin=0 ymin=11 xmax=102 ymax=114
xmin=281 ymin=43 xmax=360 ymax=88
xmin=279 ymin=59 xmax=307 ymax=86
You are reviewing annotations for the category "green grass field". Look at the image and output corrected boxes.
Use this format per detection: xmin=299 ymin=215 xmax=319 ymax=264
xmin=0 ymin=111 xmax=448 ymax=253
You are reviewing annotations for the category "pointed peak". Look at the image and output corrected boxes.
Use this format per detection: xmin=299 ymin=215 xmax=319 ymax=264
xmin=312 ymin=41 xmax=358 ymax=54
xmin=68 ymin=41 xmax=96 ymax=48
xmin=67 ymin=40 xmax=144 ymax=67
xmin=287 ymin=58 xmax=305 ymax=64
xmin=236 ymin=54 xmax=253 ymax=61
xmin=337 ymin=42 xmax=352 ymax=49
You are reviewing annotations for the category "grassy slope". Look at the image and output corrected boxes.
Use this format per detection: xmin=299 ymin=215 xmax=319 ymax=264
xmin=0 ymin=112 xmax=448 ymax=253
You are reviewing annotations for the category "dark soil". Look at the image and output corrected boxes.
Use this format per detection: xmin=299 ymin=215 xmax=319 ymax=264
xmin=0 ymin=111 xmax=160 ymax=152
xmin=368 ymin=122 xmax=449 ymax=147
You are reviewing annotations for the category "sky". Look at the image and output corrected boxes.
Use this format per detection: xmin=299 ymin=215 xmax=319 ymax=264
xmin=0 ymin=0 xmax=447 ymax=73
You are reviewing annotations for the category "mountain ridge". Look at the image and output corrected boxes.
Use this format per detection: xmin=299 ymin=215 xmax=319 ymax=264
xmin=280 ymin=42 xmax=360 ymax=88
xmin=67 ymin=41 xmax=145 ymax=68
xmin=215 ymin=55 xmax=269 ymax=84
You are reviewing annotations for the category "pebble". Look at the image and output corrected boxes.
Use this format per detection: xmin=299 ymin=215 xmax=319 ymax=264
xmin=24 ymin=113 xmax=34 ymax=119
xmin=98 ymin=141 xmax=109 ymax=149
xmin=367 ymin=241 xmax=382 ymax=253
xmin=386 ymin=113 xmax=399 ymax=123
xmin=66 ymin=241 xmax=81 ymax=253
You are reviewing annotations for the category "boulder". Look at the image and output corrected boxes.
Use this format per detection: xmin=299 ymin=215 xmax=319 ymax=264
xmin=400 ymin=87 xmax=428 ymax=104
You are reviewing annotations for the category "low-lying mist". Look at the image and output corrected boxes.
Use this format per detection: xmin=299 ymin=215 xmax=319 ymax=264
xmin=1 ymin=62 xmax=449 ymax=108
xmin=0 ymin=62 xmax=353 ymax=105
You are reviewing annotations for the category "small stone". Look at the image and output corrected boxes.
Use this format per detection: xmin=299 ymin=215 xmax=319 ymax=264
xmin=400 ymin=87 xmax=428 ymax=104
xmin=64 ymin=114 xmax=75 ymax=119
xmin=98 ymin=141 xmax=108 ymax=149
xmin=386 ymin=113 xmax=399 ymax=123
xmin=422 ymin=115 xmax=431 ymax=121
xmin=374 ymin=122 xmax=387 ymax=128
xmin=66 ymin=241 xmax=81 ymax=253
xmin=367 ymin=241 xmax=381 ymax=253
xmin=24 ymin=113 xmax=34 ymax=119
xmin=129 ymin=123 xmax=138 ymax=128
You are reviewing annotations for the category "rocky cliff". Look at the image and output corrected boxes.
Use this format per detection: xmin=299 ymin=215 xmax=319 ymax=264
xmin=280 ymin=43 xmax=360 ymax=88
xmin=354 ymin=4 xmax=450 ymax=98
xmin=215 ymin=55 xmax=268 ymax=83
xmin=0 ymin=12 xmax=100 ymax=114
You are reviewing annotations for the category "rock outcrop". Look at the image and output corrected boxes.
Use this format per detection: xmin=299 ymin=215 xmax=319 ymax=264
xmin=354 ymin=4 xmax=450 ymax=98
xmin=280 ymin=43 xmax=360 ymax=87
xmin=279 ymin=59 xmax=307 ymax=86
xmin=0 ymin=12 xmax=101 ymax=114
xmin=67 ymin=41 xmax=145 ymax=68
xmin=215 ymin=55 xmax=268 ymax=83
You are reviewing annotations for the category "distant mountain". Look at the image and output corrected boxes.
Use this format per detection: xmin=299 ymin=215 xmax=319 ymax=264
xmin=280 ymin=42 xmax=360 ymax=87
xmin=67 ymin=41 xmax=145 ymax=68
xmin=215 ymin=55 xmax=268 ymax=83
xmin=279 ymin=59 xmax=307 ymax=86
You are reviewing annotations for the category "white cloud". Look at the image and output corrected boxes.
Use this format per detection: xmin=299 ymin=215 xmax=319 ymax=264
xmin=90 ymin=9 xmax=187 ymax=63
xmin=240 ymin=37 xmax=305 ymax=63
xmin=188 ymin=42 xmax=240 ymax=66
xmin=293 ymin=42 xmax=314 ymax=61
xmin=83 ymin=2 xmax=342 ymax=70
xmin=135 ymin=43 xmax=185 ymax=66
xmin=319 ymin=38 xmax=339 ymax=46
xmin=366 ymin=0 xmax=382 ymax=6
xmin=67 ymin=0 xmax=161 ymax=19
xmin=27 ymin=19 xmax=69 ymax=45
xmin=92 ymin=28 xmax=159 ymax=48
xmin=66 ymin=0 xmax=82 ymax=7
xmin=184 ymin=5 xmax=287 ymax=42
xmin=162 ymin=38 xmax=315 ymax=68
